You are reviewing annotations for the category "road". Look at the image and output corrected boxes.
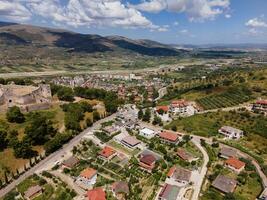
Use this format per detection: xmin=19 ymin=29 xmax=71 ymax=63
xmin=0 ymin=113 xmax=117 ymax=198
xmin=190 ymin=137 xmax=209 ymax=200
xmin=199 ymin=104 xmax=249 ymax=114
xmin=140 ymin=121 xmax=267 ymax=199
xmin=155 ymin=87 xmax=167 ymax=101
xmin=0 ymin=67 xmax=160 ymax=78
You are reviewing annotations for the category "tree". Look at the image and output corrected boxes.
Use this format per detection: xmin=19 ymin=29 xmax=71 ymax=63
xmin=13 ymin=140 xmax=37 ymax=159
xmin=171 ymin=125 xmax=177 ymax=131
xmin=0 ymin=130 xmax=8 ymax=151
xmin=8 ymin=130 xmax=19 ymax=148
xmin=6 ymin=106 xmax=25 ymax=123
xmin=143 ymin=108 xmax=151 ymax=122
xmin=152 ymin=116 xmax=162 ymax=125
xmin=24 ymin=113 xmax=56 ymax=145
xmin=182 ymin=135 xmax=191 ymax=143
xmin=138 ymin=109 xmax=143 ymax=120
xmin=57 ymin=86 xmax=75 ymax=102
xmin=93 ymin=111 xmax=100 ymax=122
xmin=158 ymin=109 xmax=165 ymax=115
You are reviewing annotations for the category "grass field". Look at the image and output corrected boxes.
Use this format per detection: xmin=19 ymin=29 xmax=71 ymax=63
xmin=166 ymin=110 xmax=267 ymax=163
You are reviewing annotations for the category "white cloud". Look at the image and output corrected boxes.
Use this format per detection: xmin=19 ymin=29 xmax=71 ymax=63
xmin=225 ymin=14 xmax=231 ymax=18
xmin=245 ymin=17 xmax=267 ymax=28
xmin=157 ymin=27 xmax=168 ymax=32
xmin=129 ymin=0 xmax=230 ymax=21
xmin=0 ymin=0 xmax=31 ymax=21
xmin=128 ymin=0 xmax=167 ymax=13
xmin=0 ymin=0 xmax=166 ymax=31
xmin=173 ymin=21 xmax=179 ymax=26
xmin=180 ymin=29 xmax=188 ymax=34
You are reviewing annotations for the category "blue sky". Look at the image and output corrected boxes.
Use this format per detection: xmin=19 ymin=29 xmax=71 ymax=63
xmin=0 ymin=0 xmax=267 ymax=44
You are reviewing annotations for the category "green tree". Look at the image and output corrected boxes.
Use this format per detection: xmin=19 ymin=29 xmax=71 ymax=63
xmin=13 ymin=140 xmax=37 ymax=159
xmin=6 ymin=106 xmax=25 ymax=123
xmin=138 ymin=109 xmax=143 ymax=120
xmin=153 ymin=116 xmax=162 ymax=125
xmin=143 ymin=108 xmax=151 ymax=122
xmin=57 ymin=86 xmax=75 ymax=102
xmin=93 ymin=111 xmax=100 ymax=122
xmin=24 ymin=113 xmax=56 ymax=145
xmin=0 ymin=130 xmax=8 ymax=151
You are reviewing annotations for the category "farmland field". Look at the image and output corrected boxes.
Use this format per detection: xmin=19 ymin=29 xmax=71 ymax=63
xmin=196 ymin=87 xmax=252 ymax=110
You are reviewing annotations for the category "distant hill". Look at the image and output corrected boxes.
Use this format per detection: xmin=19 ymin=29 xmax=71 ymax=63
xmin=0 ymin=21 xmax=180 ymax=56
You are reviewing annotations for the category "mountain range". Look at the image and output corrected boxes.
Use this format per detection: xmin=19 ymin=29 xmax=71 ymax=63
xmin=0 ymin=21 xmax=180 ymax=56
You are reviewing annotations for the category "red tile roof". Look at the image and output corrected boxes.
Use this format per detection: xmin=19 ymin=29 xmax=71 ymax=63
xmin=256 ymin=100 xmax=267 ymax=105
xmin=80 ymin=168 xmax=97 ymax=179
xmin=225 ymin=157 xmax=245 ymax=170
xmin=140 ymin=154 xmax=157 ymax=166
xmin=87 ymin=188 xmax=106 ymax=200
xmin=167 ymin=166 xmax=176 ymax=177
xmin=159 ymin=131 xmax=179 ymax=142
xmin=171 ymin=100 xmax=188 ymax=108
xmin=156 ymin=106 xmax=169 ymax=112
xmin=99 ymin=146 xmax=116 ymax=159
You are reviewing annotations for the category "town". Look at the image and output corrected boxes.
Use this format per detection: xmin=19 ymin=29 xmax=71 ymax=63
xmin=0 ymin=1 xmax=267 ymax=199
xmin=0 ymin=61 xmax=266 ymax=200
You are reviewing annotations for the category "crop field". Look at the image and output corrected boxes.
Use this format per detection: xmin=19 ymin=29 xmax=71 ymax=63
xmin=196 ymin=88 xmax=252 ymax=110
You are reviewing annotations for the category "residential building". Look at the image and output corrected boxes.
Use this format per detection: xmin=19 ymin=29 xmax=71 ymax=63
xmin=76 ymin=168 xmax=97 ymax=189
xmin=139 ymin=154 xmax=157 ymax=172
xmin=24 ymin=185 xmax=43 ymax=200
xmin=102 ymin=126 xmax=119 ymax=135
xmin=139 ymin=128 xmax=156 ymax=139
xmin=252 ymin=100 xmax=267 ymax=113
xmin=219 ymin=147 xmax=237 ymax=159
xmin=218 ymin=126 xmax=244 ymax=139
xmin=87 ymin=187 xmax=106 ymax=200
xmin=225 ymin=157 xmax=245 ymax=173
xmin=170 ymin=100 xmax=195 ymax=116
xmin=111 ymin=181 xmax=129 ymax=199
xmin=98 ymin=146 xmax=117 ymax=161
xmin=156 ymin=105 xmax=169 ymax=113
xmin=167 ymin=166 xmax=191 ymax=185
xmin=158 ymin=184 xmax=180 ymax=200
xmin=212 ymin=175 xmax=237 ymax=193
xmin=121 ymin=136 xmax=141 ymax=149
xmin=176 ymin=148 xmax=195 ymax=162
xmin=159 ymin=131 xmax=180 ymax=144
xmin=62 ymin=156 xmax=79 ymax=169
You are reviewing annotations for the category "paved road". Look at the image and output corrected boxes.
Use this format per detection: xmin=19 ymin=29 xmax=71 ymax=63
xmin=191 ymin=137 xmax=209 ymax=200
xmin=155 ymin=87 xmax=167 ymax=101
xmin=0 ymin=113 xmax=117 ymax=198
xmin=220 ymin=143 xmax=267 ymax=188
xmin=140 ymin=121 xmax=267 ymax=199
xmin=0 ymin=67 xmax=160 ymax=78
xmin=199 ymin=104 xmax=249 ymax=114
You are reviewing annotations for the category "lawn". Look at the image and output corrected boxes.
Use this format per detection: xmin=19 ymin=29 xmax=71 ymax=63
xmin=166 ymin=111 xmax=267 ymax=164
xmin=107 ymin=140 xmax=141 ymax=156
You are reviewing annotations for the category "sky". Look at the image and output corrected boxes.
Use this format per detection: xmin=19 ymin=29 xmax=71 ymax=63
xmin=0 ymin=0 xmax=267 ymax=44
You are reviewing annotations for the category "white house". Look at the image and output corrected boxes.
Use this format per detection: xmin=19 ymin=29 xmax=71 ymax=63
xmin=139 ymin=128 xmax=156 ymax=139
xmin=76 ymin=168 xmax=97 ymax=189
xmin=219 ymin=126 xmax=243 ymax=140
